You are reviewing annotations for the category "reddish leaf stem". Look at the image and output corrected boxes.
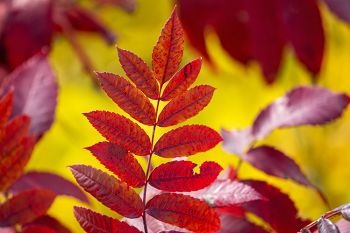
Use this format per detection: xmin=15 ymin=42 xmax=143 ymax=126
xmin=142 ymin=85 xmax=163 ymax=233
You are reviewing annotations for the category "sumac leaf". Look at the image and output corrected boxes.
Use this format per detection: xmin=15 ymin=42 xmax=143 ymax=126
xmin=0 ymin=189 xmax=56 ymax=227
xmin=221 ymin=127 xmax=255 ymax=156
xmin=86 ymin=142 xmax=146 ymax=187
xmin=69 ymin=165 xmax=143 ymax=218
xmin=252 ymin=86 xmax=350 ymax=140
xmin=318 ymin=218 xmax=340 ymax=233
xmin=74 ymin=206 xmax=142 ymax=233
xmin=97 ymin=72 xmax=156 ymax=125
xmin=21 ymin=226 xmax=55 ymax=233
xmin=149 ymin=161 xmax=222 ymax=192
xmin=125 ymin=215 xmax=187 ymax=233
xmin=27 ymin=215 xmax=71 ymax=233
xmin=0 ymin=54 xmax=58 ymax=136
xmin=161 ymin=58 xmax=202 ymax=101
xmin=146 ymin=193 xmax=220 ymax=233
xmin=84 ymin=111 xmax=151 ymax=156
xmin=152 ymin=8 xmax=184 ymax=84
xmin=341 ymin=204 xmax=350 ymax=221
xmin=154 ymin=125 xmax=222 ymax=158
xmin=157 ymin=85 xmax=215 ymax=127
xmin=0 ymin=91 xmax=13 ymax=127
xmin=118 ymin=48 xmax=159 ymax=100
xmin=218 ymin=214 xmax=269 ymax=233
xmin=9 ymin=171 xmax=89 ymax=203
xmin=324 ymin=0 xmax=350 ymax=23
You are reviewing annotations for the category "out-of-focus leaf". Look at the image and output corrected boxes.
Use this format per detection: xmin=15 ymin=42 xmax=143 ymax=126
xmin=21 ymin=226 xmax=55 ymax=233
xmin=146 ymin=193 xmax=220 ymax=233
xmin=86 ymin=142 xmax=146 ymax=187
xmin=154 ymin=125 xmax=222 ymax=158
xmin=149 ymin=161 xmax=222 ymax=192
xmin=118 ymin=48 xmax=159 ymax=100
xmin=97 ymin=72 xmax=156 ymax=126
xmin=69 ymin=165 xmax=143 ymax=218
xmin=324 ymin=0 xmax=350 ymax=23
xmin=152 ymin=8 xmax=184 ymax=84
xmin=96 ymin=0 xmax=136 ymax=13
xmin=161 ymin=58 xmax=202 ymax=101
xmin=218 ymin=214 xmax=269 ymax=233
xmin=0 ymin=91 xmax=13 ymax=127
xmin=252 ymin=86 xmax=350 ymax=140
xmin=26 ymin=215 xmax=71 ymax=233
xmin=125 ymin=215 xmax=187 ymax=233
xmin=9 ymin=171 xmax=89 ymax=203
xmin=221 ymin=127 xmax=254 ymax=156
xmin=317 ymin=218 xmax=340 ymax=233
xmin=0 ymin=189 xmax=56 ymax=227
xmin=341 ymin=204 xmax=350 ymax=221
xmin=0 ymin=54 xmax=58 ymax=136
xmin=74 ymin=207 xmax=142 ymax=233
xmin=84 ymin=111 xmax=151 ymax=156
xmin=158 ymin=85 xmax=215 ymax=127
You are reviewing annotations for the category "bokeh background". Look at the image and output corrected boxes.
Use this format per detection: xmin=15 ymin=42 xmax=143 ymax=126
xmin=23 ymin=0 xmax=350 ymax=231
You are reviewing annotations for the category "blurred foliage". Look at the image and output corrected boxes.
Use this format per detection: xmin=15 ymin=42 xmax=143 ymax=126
xmin=26 ymin=0 xmax=350 ymax=231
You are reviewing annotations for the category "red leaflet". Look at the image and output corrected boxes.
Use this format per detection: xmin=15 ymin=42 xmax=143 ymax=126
xmin=152 ymin=8 xmax=184 ymax=84
xmin=74 ymin=207 xmax=142 ymax=233
xmin=84 ymin=111 xmax=151 ymax=156
xmin=125 ymin=215 xmax=187 ymax=233
xmin=9 ymin=171 xmax=89 ymax=203
xmin=0 ymin=91 xmax=13 ymax=127
xmin=1 ymin=54 xmax=58 ymax=136
xmin=27 ymin=215 xmax=71 ymax=233
xmin=161 ymin=58 xmax=202 ymax=101
xmin=86 ymin=142 xmax=146 ymax=187
xmin=146 ymin=193 xmax=220 ymax=233
xmin=154 ymin=125 xmax=222 ymax=158
xmin=218 ymin=214 xmax=269 ymax=233
xmin=157 ymin=85 xmax=215 ymax=127
xmin=244 ymin=146 xmax=313 ymax=187
xmin=97 ymin=72 xmax=156 ymax=126
xmin=118 ymin=48 xmax=159 ymax=100
xmin=0 ymin=189 xmax=56 ymax=227
xmin=252 ymin=86 xmax=350 ymax=140
xmin=21 ymin=226 xmax=55 ymax=233
xmin=69 ymin=165 xmax=143 ymax=218
xmin=325 ymin=0 xmax=350 ymax=23
xmin=149 ymin=161 xmax=222 ymax=192
xmin=280 ymin=0 xmax=324 ymax=75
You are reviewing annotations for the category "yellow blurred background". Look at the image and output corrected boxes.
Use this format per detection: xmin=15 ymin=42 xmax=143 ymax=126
xmin=26 ymin=0 xmax=350 ymax=231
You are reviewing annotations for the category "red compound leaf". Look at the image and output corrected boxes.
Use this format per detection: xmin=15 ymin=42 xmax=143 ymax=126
xmin=157 ymin=85 xmax=215 ymax=127
xmin=21 ymin=226 xmax=55 ymax=233
xmin=154 ymin=125 xmax=222 ymax=158
xmin=84 ymin=111 xmax=151 ymax=156
xmin=118 ymin=48 xmax=159 ymax=100
xmin=161 ymin=58 xmax=202 ymax=101
xmin=0 ymin=189 xmax=56 ymax=227
xmin=149 ymin=161 xmax=222 ymax=192
xmin=74 ymin=206 xmax=142 ymax=233
xmin=97 ymin=72 xmax=156 ymax=126
xmin=86 ymin=142 xmax=146 ymax=188
xmin=0 ymin=91 xmax=13 ymax=127
xmin=152 ymin=8 xmax=184 ymax=85
xmin=146 ymin=193 xmax=220 ymax=233
xmin=69 ymin=165 xmax=143 ymax=218
xmin=9 ymin=171 xmax=89 ymax=203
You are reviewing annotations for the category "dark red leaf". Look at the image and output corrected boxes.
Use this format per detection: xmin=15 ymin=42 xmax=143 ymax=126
xmin=152 ymin=8 xmax=184 ymax=84
xmin=97 ymin=72 xmax=156 ymax=126
xmin=74 ymin=206 xmax=142 ymax=233
xmin=0 ymin=189 xmax=56 ymax=227
xmin=157 ymin=85 xmax=215 ymax=127
xmin=280 ymin=0 xmax=324 ymax=75
xmin=84 ymin=111 xmax=151 ymax=156
xmin=0 ymin=91 xmax=13 ymax=127
xmin=0 ymin=54 xmax=58 ymax=136
xmin=252 ymin=86 xmax=350 ymax=140
xmin=218 ymin=214 xmax=269 ymax=233
xmin=9 ymin=171 xmax=89 ymax=203
xmin=221 ymin=127 xmax=254 ymax=156
xmin=149 ymin=161 xmax=222 ymax=192
xmin=21 ymin=226 xmax=55 ymax=233
xmin=118 ymin=48 xmax=159 ymax=100
xmin=158 ymin=231 xmax=186 ymax=233
xmin=325 ymin=0 xmax=350 ymax=23
xmin=1 ymin=0 xmax=54 ymax=69
xmin=27 ymin=215 xmax=71 ymax=233
xmin=146 ymin=193 xmax=220 ymax=233
xmin=154 ymin=125 xmax=222 ymax=158
xmin=188 ymin=179 xmax=262 ymax=208
xmin=161 ymin=58 xmax=202 ymax=101
xmin=69 ymin=165 xmax=143 ymax=218
xmin=86 ymin=142 xmax=146 ymax=187
xmin=241 ymin=180 xmax=305 ymax=233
